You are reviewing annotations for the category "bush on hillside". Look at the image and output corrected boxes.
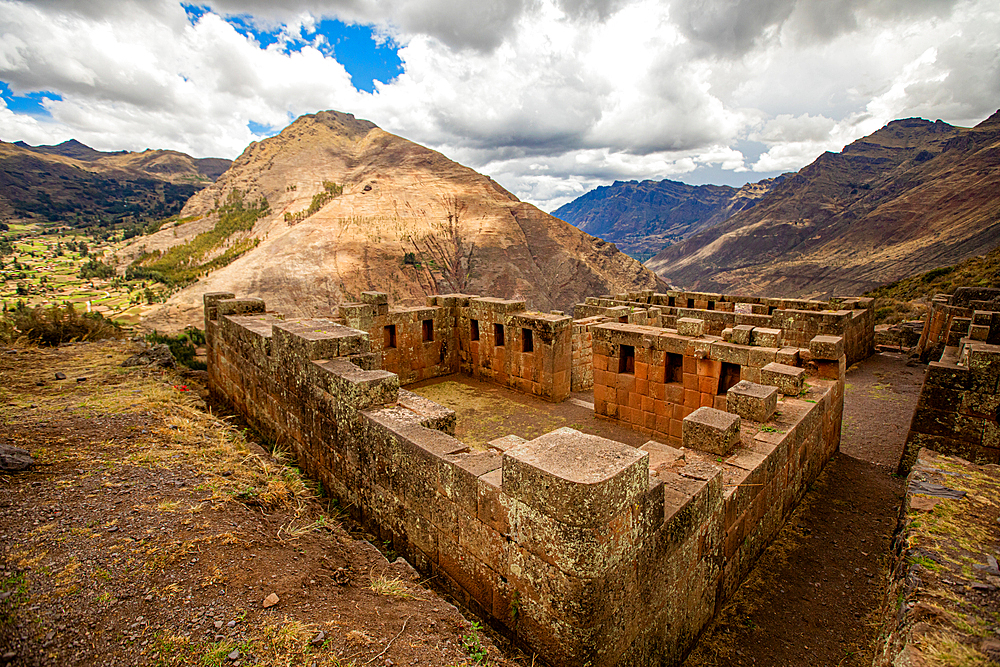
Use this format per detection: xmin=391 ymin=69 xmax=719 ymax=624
xmin=145 ymin=327 xmax=207 ymax=370
xmin=0 ymin=303 xmax=123 ymax=346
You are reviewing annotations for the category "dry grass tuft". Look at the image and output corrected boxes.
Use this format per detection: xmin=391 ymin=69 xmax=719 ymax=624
xmin=369 ymin=572 xmax=414 ymax=599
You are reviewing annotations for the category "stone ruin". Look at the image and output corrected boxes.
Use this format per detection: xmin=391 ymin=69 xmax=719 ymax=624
xmin=900 ymin=287 xmax=1000 ymax=472
xmin=203 ymin=288 xmax=869 ymax=666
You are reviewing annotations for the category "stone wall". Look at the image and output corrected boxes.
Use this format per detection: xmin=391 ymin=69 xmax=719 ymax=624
xmin=875 ymin=448 xmax=1000 ymax=667
xmin=574 ymin=290 xmax=874 ymax=366
xmin=590 ymin=320 xmax=844 ymax=448
xmin=336 ymin=292 xmax=572 ymax=402
xmin=204 ymin=292 xmax=845 ymax=666
xmin=913 ymin=288 xmax=1000 ymax=362
xmin=459 ymin=297 xmax=572 ymax=402
xmin=339 ymin=292 xmax=459 ymax=385
xmin=570 ymin=316 xmax=602 ymax=392
xmin=899 ymin=338 xmax=1000 ymax=473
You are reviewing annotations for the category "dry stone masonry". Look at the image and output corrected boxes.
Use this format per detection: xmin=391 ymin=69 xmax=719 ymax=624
xmin=204 ymin=288 xmax=856 ymax=666
xmin=901 ymin=288 xmax=1000 ymax=473
xmin=571 ymin=289 xmax=874 ymax=393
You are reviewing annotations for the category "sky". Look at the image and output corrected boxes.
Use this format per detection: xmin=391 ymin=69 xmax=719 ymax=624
xmin=0 ymin=0 xmax=997 ymax=212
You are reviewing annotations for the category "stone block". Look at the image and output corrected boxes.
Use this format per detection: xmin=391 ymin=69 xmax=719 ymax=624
xmin=970 ymin=324 xmax=990 ymax=341
xmin=501 ymin=427 xmax=648 ymax=527
xmin=361 ymin=291 xmax=388 ymax=305
xmin=730 ymin=324 xmax=755 ymax=346
xmin=809 ymin=335 xmax=844 ymax=361
xmin=750 ymin=327 xmax=782 ymax=348
xmin=776 ymin=347 xmax=800 ymax=366
xmin=488 ymin=435 xmax=527 ymax=453
xmin=726 ymin=381 xmax=778 ymax=423
xmin=677 ymin=318 xmax=705 ymax=337
xmin=203 ymin=291 xmax=236 ymax=321
xmin=973 ymin=310 xmax=993 ymax=325
xmin=748 ymin=346 xmax=778 ymax=368
xmin=682 ymin=407 xmax=740 ymax=456
xmin=760 ymin=362 xmax=805 ymax=396
xmin=218 ymin=297 xmax=265 ymax=316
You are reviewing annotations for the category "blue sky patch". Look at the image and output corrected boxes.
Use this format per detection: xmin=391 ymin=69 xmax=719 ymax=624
xmin=211 ymin=10 xmax=403 ymax=94
xmin=247 ymin=120 xmax=275 ymax=137
xmin=181 ymin=3 xmax=209 ymax=25
xmin=311 ymin=19 xmax=404 ymax=93
xmin=0 ymin=82 xmax=60 ymax=117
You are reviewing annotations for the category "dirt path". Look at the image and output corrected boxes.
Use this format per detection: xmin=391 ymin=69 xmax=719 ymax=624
xmin=683 ymin=351 xmax=923 ymax=667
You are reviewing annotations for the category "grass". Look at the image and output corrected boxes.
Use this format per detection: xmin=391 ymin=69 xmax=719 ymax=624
xmin=898 ymin=452 xmax=1000 ymax=666
xmin=920 ymin=632 xmax=991 ymax=667
xmin=0 ymin=302 xmax=124 ymax=346
xmin=369 ymin=573 xmax=414 ymax=599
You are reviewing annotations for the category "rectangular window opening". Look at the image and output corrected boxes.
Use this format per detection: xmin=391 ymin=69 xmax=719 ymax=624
xmin=668 ymin=296 xmax=676 ymax=307
xmin=619 ymin=345 xmax=635 ymax=374
xmin=707 ymin=300 xmax=716 ymax=310
xmin=522 ymin=328 xmax=534 ymax=353
xmin=470 ymin=319 xmax=480 ymax=341
xmin=494 ymin=323 xmax=505 ymax=347
xmin=422 ymin=319 xmax=434 ymax=342
xmin=719 ymin=362 xmax=742 ymax=395
xmin=384 ymin=324 xmax=396 ymax=349
xmin=664 ymin=352 xmax=683 ymax=384
xmin=687 ymin=298 xmax=695 ymax=308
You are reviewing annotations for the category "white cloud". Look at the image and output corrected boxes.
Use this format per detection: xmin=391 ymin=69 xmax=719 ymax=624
xmin=0 ymin=0 xmax=997 ymax=211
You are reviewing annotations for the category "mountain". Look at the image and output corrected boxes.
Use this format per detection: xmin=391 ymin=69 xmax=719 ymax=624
xmin=645 ymin=112 xmax=1000 ymax=299
xmin=0 ymin=140 xmax=231 ymax=226
xmin=552 ymin=176 xmax=785 ymax=260
xmin=132 ymin=110 xmax=664 ymax=328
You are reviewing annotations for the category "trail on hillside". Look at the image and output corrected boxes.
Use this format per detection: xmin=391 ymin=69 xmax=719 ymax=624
xmin=683 ymin=351 xmax=921 ymax=667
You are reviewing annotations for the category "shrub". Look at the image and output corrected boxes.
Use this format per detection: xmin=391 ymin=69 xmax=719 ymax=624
xmin=0 ymin=303 xmax=123 ymax=346
xmin=145 ymin=327 xmax=207 ymax=370
xmin=79 ymin=258 xmax=116 ymax=279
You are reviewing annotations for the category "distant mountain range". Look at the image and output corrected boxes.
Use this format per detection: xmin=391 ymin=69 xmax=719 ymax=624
xmin=125 ymin=110 xmax=663 ymax=329
xmin=556 ymin=111 xmax=1000 ymax=298
xmin=552 ymin=175 xmax=786 ymax=261
xmin=0 ymin=139 xmax=230 ymax=226
xmin=646 ymin=112 xmax=1000 ymax=298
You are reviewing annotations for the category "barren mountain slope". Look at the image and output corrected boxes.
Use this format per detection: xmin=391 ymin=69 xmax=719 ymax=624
xmin=646 ymin=113 xmax=1000 ymax=298
xmin=143 ymin=111 xmax=661 ymax=329
xmin=0 ymin=140 xmax=230 ymax=223
xmin=552 ymin=175 xmax=785 ymax=259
